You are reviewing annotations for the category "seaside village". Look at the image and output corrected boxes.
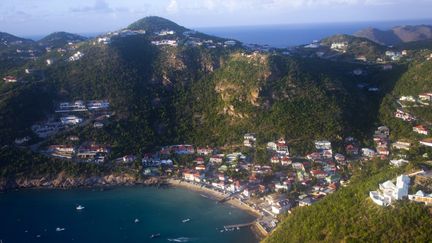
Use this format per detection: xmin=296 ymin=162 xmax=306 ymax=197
xmin=13 ymin=93 xmax=432 ymax=235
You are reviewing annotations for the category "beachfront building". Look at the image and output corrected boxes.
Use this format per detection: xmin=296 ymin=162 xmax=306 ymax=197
xmin=369 ymin=174 xmax=410 ymax=206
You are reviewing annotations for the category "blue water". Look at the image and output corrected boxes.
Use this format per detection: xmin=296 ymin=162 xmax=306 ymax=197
xmin=0 ymin=187 xmax=257 ymax=243
xmin=197 ymin=19 xmax=432 ymax=48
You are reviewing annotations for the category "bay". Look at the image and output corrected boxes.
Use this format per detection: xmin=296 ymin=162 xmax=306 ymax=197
xmin=0 ymin=187 xmax=258 ymax=243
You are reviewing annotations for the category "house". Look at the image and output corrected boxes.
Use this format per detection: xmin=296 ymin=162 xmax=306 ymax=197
xmin=196 ymin=147 xmax=214 ymax=156
xmin=392 ymin=141 xmax=411 ymax=151
xmin=87 ymin=100 xmax=109 ymax=110
xmin=155 ymin=30 xmax=175 ymax=36
xmin=3 ymin=76 xmax=17 ymax=83
xmin=310 ymin=170 xmax=327 ymax=179
xmin=151 ymin=40 xmax=178 ymax=46
xmin=280 ymin=157 xmax=292 ymax=166
xmin=276 ymin=139 xmax=289 ymax=155
xmin=315 ymin=140 xmax=331 ymax=150
xmin=267 ymin=142 xmax=277 ymax=151
xmin=275 ymin=182 xmax=291 ymax=192
xmin=370 ymin=174 xmax=410 ymax=206
xmin=48 ymin=145 xmax=75 ymax=159
xmin=68 ymin=51 xmax=84 ymax=62
xmin=408 ymin=190 xmax=432 ymax=205
xmin=334 ymin=153 xmax=346 ymax=163
xmin=299 ymin=197 xmax=314 ymax=207
xmin=60 ymin=115 xmax=83 ymax=125
xmin=345 ymin=144 xmax=359 ymax=155
xmin=395 ymin=109 xmax=416 ymax=122
xmin=244 ymin=133 xmax=257 ymax=147
xmin=420 ymin=138 xmax=432 ymax=147
xmin=413 ymin=125 xmax=429 ymax=135
xmin=93 ymin=122 xmax=104 ymax=128
xmin=56 ymin=100 xmax=87 ymax=112
xmin=292 ymin=162 xmax=305 ymax=171
xmin=362 ymin=148 xmax=376 ymax=158
xmin=271 ymin=156 xmax=280 ymax=164
xmin=209 ymin=155 xmax=224 ymax=164
xmin=330 ymin=42 xmax=348 ymax=52
xmin=418 ymin=93 xmax=432 ymax=102
xmin=271 ymin=199 xmax=292 ymax=215
xmin=399 ymin=96 xmax=416 ymax=102
xmin=14 ymin=136 xmax=30 ymax=145
xmin=170 ymin=145 xmax=194 ymax=154
xmin=122 ymin=155 xmax=136 ymax=163
xmin=224 ymin=40 xmax=237 ymax=46
xmin=390 ymin=159 xmax=409 ymax=167
xmin=375 ymin=126 xmax=390 ymax=137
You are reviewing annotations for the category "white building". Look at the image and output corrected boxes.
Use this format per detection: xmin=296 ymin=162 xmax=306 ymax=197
xmin=370 ymin=175 xmax=410 ymax=206
xmin=60 ymin=116 xmax=83 ymax=125
xmin=330 ymin=42 xmax=348 ymax=52
xmin=69 ymin=51 xmax=84 ymax=62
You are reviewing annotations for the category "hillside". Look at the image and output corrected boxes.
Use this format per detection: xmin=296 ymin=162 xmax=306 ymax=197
xmin=0 ymin=32 xmax=43 ymax=74
xmin=264 ymin=160 xmax=432 ymax=242
xmin=355 ymin=25 xmax=432 ymax=45
xmin=320 ymin=34 xmax=386 ymax=62
xmin=37 ymin=31 xmax=87 ymax=48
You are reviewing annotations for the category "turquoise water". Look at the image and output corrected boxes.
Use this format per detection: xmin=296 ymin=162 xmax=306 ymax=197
xmin=0 ymin=187 xmax=258 ymax=243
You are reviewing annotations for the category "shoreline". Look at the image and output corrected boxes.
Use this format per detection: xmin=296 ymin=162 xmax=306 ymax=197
xmin=167 ymin=179 xmax=267 ymax=240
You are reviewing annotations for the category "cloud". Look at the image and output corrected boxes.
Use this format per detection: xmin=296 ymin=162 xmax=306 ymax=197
xmin=166 ymin=0 xmax=179 ymax=13
xmin=71 ymin=0 xmax=113 ymax=13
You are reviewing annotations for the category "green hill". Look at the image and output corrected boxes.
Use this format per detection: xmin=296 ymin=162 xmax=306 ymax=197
xmin=37 ymin=31 xmax=87 ymax=48
xmin=264 ymin=160 xmax=432 ymax=243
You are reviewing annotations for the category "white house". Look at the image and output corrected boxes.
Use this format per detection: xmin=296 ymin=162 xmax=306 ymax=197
xmin=390 ymin=159 xmax=409 ymax=167
xmin=420 ymin=139 xmax=432 ymax=147
xmin=370 ymin=175 xmax=410 ymax=206
xmin=60 ymin=115 xmax=83 ymax=125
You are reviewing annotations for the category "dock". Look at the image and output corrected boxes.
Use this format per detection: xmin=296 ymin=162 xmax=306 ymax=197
xmin=223 ymin=220 xmax=256 ymax=230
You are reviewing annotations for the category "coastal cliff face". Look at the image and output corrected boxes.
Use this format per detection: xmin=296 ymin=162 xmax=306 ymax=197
xmin=0 ymin=173 xmax=161 ymax=191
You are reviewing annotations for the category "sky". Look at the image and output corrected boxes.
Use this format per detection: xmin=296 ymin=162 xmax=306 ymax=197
xmin=1 ymin=0 xmax=432 ymax=37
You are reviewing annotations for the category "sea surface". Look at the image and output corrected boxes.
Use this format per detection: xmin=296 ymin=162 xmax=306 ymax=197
xmin=197 ymin=19 xmax=432 ymax=48
xmin=0 ymin=187 xmax=257 ymax=243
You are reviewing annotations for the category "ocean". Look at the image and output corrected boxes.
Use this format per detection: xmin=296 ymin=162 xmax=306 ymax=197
xmin=0 ymin=187 xmax=257 ymax=243
xmin=197 ymin=19 xmax=432 ymax=48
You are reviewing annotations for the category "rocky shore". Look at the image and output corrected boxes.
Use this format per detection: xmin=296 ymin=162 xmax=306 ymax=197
xmin=0 ymin=172 xmax=162 ymax=191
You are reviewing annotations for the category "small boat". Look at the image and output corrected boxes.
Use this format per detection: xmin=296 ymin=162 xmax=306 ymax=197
xmin=182 ymin=218 xmax=191 ymax=223
xmin=134 ymin=218 xmax=140 ymax=223
xmin=76 ymin=205 xmax=85 ymax=210
xmin=56 ymin=227 xmax=65 ymax=232
xmin=150 ymin=233 xmax=161 ymax=239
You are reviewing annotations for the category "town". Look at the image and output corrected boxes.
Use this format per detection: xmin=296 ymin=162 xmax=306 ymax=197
xmin=12 ymin=93 xmax=432 ymax=235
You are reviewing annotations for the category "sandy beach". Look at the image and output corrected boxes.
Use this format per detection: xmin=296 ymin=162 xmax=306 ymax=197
xmin=167 ymin=179 xmax=261 ymax=217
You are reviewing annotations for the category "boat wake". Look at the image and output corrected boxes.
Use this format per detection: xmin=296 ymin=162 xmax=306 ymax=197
xmin=167 ymin=237 xmax=193 ymax=242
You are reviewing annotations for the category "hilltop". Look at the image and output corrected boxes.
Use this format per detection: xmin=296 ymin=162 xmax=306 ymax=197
xmin=355 ymin=25 xmax=432 ymax=45
xmin=37 ymin=32 xmax=87 ymax=48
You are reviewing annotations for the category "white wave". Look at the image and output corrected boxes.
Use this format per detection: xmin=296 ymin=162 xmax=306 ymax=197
xmin=167 ymin=237 xmax=193 ymax=242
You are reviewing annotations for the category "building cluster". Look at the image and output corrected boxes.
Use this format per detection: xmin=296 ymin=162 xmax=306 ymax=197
xmin=29 ymin=100 xmax=110 ymax=138
xmin=47 ymin=142 xmax=110 ymax=163
xmin=330 ymin=42 xmax=348 ymax=53
xmin=370 ymin=171 xmax=432 ymax=207
xmin=3 ymin=75 xmax=18 ymax=83
xmin=68 ymin=51 xmax=84 ymax=62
